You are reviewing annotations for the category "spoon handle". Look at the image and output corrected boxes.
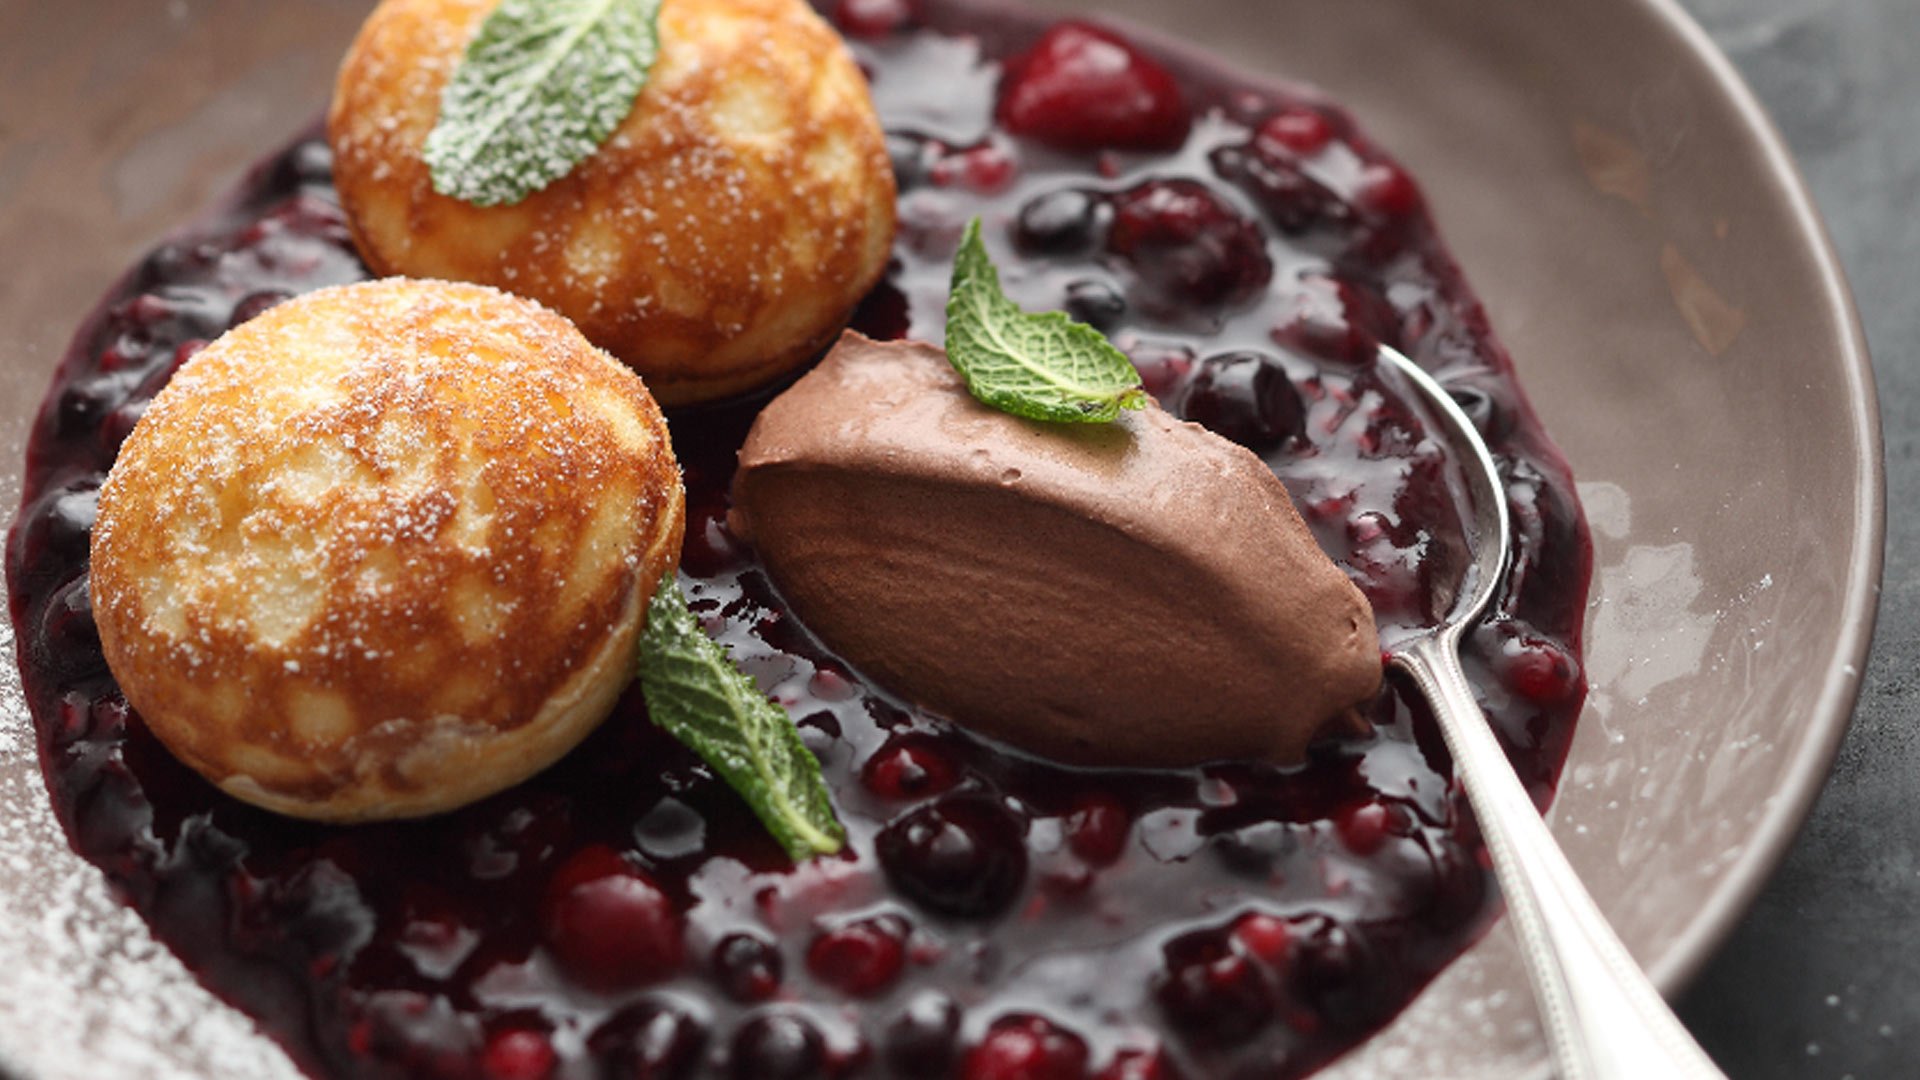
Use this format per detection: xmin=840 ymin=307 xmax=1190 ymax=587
xmin=1393 ymin=634 xmax=1727 ymax=1080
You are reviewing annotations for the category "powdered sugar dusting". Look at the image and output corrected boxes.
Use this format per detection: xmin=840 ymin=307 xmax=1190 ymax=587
xmin=88 ymin=278 xmax=682 ymax=820
xmin=0 ymin=619 xmax=302 ymax=1080
xmin=329 ymin=0 xmax=895 ymax=405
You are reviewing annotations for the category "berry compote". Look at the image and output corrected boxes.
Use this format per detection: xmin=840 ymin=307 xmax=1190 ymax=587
xmin=5 ymin=3 xmax=1591 ymax=1078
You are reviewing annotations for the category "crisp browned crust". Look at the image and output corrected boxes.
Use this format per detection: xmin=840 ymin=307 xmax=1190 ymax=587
xmin=89 ymin=279 xmax=685 ymax=821
xmin=328 ymin=0 xmax=897 ymax=406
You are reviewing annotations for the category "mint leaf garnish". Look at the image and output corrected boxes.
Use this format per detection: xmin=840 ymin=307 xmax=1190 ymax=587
xmin=637 ymin=578 xmax=846 ymax=862
xmin=424 ymin=0 xmax=662 ymax=207
xmin=944 ymin=218 xmax=1149 ymax=423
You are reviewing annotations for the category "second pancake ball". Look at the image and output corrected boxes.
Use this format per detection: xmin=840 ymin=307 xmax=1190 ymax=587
xmin=328 ymin=0 xmax=897 ymax=405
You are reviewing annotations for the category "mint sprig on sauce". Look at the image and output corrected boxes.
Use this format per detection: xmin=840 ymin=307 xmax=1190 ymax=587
xmin=424 ymin=0 xmax=663 ymax=207
xmin=945 ymin=218 xmax=1149 ymax=423
xmin=637 ymin=578 xmax=846 ymax=861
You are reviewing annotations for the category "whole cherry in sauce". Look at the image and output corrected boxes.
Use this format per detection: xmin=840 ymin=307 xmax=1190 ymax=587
xmin=539 ymin=846 xmax=683 ymax=992
xmin=963 ymin=1014 xmax=1090 ymax=1080
xmin=997 ymin=21 xmax=1191 ymax=152
xmin=807 ymin=915 xmax=910 ymax=996
xmin=1107 ymin=179 xmax=1273 ymax=311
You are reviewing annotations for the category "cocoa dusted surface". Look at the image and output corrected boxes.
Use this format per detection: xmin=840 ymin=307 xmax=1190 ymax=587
xmin=1673 ymin=1 xmax=1920 ymax=1077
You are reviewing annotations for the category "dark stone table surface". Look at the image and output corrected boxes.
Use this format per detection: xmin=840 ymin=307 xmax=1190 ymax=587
xmin=1670 ymin=1 xmax=1919 ymax=1077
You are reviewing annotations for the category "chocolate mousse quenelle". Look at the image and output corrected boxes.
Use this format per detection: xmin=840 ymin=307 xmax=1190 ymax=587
xmin=731 ymin=331 xmax=1383 ymax=767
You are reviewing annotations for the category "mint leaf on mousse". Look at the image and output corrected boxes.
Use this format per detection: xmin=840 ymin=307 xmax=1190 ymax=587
xmin=945 ymin=218 xmax=1149 ymax=423
xmin=424 ymin=0 xmax=663 ymax=207
xmin=637 ymin=578 xmax=846 ymax=862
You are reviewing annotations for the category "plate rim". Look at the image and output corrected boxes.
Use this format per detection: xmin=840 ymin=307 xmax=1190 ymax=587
xmin=1621 ymin=0 xmax=1885 ymax=995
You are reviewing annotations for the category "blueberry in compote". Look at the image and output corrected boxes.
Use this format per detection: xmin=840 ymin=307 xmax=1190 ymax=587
xmin=729 ymin=1012 xmax=828 ymax=1080
xmin=878 ymin=794 xmax=1029 ymax=918
xmin=1014 ymin=188 xmax=1106 ymax=255
xmin=713 ymin=932 xmax=786 ymax=1003
xmin=1210 ymin=139 xmax=1351 ymax=236
xmin=1175 ymin=350 xmax=1308 ymax=452
xmin=588 ymin=999 xmax=708 ymax=1080
xmin=1063 ymin=279 xmax=1128 ymax=331
xmin=884 ymin=990 xmax=964 ymax=1075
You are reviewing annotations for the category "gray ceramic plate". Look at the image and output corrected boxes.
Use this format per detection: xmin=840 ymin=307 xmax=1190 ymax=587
xmin=0 ymin=0 xmax=1880 ymax=1076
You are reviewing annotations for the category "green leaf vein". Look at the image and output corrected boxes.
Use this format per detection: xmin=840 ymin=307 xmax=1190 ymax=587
xmin=636 ymin=578 xmax=845 ymax=862
xmin=424 ymin=0 xmax=662 ymax=207
xmin=943 ymin=219 xmax=1148 ymax=423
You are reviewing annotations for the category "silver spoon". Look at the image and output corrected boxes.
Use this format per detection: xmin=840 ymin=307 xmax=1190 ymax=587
xmin=1374 ymin=344 xmax=1726 ymax=1080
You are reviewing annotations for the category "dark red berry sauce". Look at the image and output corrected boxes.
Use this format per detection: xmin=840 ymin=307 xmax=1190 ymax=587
xmin=5 ymin=4 xmax=1591 ymax=1078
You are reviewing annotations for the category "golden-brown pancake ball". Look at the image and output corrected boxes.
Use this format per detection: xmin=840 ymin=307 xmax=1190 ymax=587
xmin=328 ymin=0 xmax=897 ymax=406
xmin=89 ymin=279 xmax=685 ymax=822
